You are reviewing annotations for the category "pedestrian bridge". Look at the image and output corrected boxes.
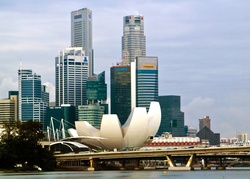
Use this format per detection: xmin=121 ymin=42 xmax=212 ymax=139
xmin=55 ymin=146 xmax=250 ymax=171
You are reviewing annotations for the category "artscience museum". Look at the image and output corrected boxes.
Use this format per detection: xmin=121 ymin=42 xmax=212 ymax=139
xmin=64 ymin=102 xmax=161 ymax=151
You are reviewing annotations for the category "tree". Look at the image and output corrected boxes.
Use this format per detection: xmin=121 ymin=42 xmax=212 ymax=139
xmin=0 ymin=120 xmax=56 ymax=170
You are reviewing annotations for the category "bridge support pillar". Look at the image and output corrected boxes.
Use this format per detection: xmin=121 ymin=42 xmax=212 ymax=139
xmin=87 ymin=157 xmax=95 ymax=171
xmin=216 ymin=166 xmax=226 ymax=170
xmin=120 ymin=160 xmax=126 ymax=170
xmin=167 ymin=155 xmax=195 ymax=171
xmin=201 ymin=157 xmax=211 ymax=170
xmin=134 ymin=159 xmax=140 ymax=170
xmin=216 ymin=157 xmax=226 ymax=170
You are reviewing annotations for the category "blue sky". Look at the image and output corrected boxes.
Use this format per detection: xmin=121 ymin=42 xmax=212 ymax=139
xmin=0 ymin=0 xmax=250 ymax=138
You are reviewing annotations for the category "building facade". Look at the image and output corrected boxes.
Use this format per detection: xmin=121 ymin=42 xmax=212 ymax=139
xmin=55 ymin=47 xmax=89 ymax=107
xmin=158 ymin=95 xmax=185 ymax=137
xmin=199 ymin=116 xmax=211 ymax=130
xmin=196 ymin=126 xmax=220 ymax=146
xmin=78 ymin=105 xmax=105 ymax=129
xmin=71 ymin=8 xmax=93 ymax=76
xmin=78 ymin=71 xmax=108 ymax=129
xmin=18 ymin=69 xmax=49 ymax=131
xmin=0 ymin=91 xmax=18 ymax=123
xmin=86 ymin=71 xmax=107 ymax=105
xmin=131 ymin=56 xmax=158 ymax=110
xmin=110 ymin=65 xmax=131 ymax=125
xmin=122 ymin=15 xmax=146 ymax=65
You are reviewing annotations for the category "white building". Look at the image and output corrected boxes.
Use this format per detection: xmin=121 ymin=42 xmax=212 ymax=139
xmin=55 ymin=47 xmax=88 ymax=107
xmin=122 ymin=15 xmax=146 ymax=65
xmin=71 ymin=8 xmax=93 ymax=76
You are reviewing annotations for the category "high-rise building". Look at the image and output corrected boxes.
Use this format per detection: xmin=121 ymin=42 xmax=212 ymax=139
xmin=122 ymin=15 xmax=146 ymax=65
xmin=110 ymin=65 xmax=131 ymax=125
xmin=111 ymin=56 xmax=158 ymax=124
xmin=71 ymin=8 xmax=93 ymax=76
xmin=78 ymin=105 xmax=105 ymax=129
xmin=78 ymin=71 xmax=108 ymax=128
xmin=55 ymin=47 xmax=89 ymax=107
xmin=0 ymin=91 xmax=18 ymax=123
xmin=18 ymin=69 xmax=49 ymax=131
xmin=131 ymin=56 xmax=158 ymax=110
xmin=86 ymin=71 xmax=107 ymax=105
xmin=158 ymin=95 xmax=185 ymax=137
xmin=199 ymin=116 xmax=211 ymax=130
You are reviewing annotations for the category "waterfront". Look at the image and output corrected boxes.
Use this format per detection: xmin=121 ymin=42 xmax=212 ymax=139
xmin=1 ymin=169 xmax=250 ymax=179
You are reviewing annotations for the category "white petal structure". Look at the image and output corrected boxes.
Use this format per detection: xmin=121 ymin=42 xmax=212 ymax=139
xmin=68 ymin=101 xmax=161 ymax=150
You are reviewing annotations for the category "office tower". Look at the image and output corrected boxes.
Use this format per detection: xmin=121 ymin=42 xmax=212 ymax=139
xmin=71 ymin=8 xmax=93 ymax=76
xmin=131 ymin=56 xmax=158 ymax=110
xmin=78 ymin=71 xmax=108 ymax=129
xmin=158 ymin=95 xmax=185 ymax=137
xmin=199 ymin=116 xmax=211 ymax=130
xmin=0 ymin=91 xmax=18 ymax=123
xmin=110 ymin=65 xmax=131 ymax=125
xmin=18 ymin=69 xmax=49 ymax=131
xmin=78 ymin=105 xmax=105 ymax=129
xmin=55 ymin=47 xmax=89 ymax=107
xmin=9 ymin=91 xmax=19 ymax=121
xmin=122 ymin=15 xmax=146 ymax=65
xmin=86 ymin=71 xmax=107 ymax=105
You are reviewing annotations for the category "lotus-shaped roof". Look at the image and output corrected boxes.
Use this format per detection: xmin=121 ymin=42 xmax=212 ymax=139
xmin=67 ymin=102 xmax=161 ymax=150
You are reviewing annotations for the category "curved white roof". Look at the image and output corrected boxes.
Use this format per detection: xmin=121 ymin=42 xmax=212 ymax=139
xmin=67 ymin=101 xmax=161 ymax=150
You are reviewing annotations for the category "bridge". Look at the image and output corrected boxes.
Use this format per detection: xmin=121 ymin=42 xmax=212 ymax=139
xmin=54 ymin=145 xmax=250 ymax=171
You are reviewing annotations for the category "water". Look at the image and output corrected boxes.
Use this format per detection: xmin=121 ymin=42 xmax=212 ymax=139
xmin=1 ymin=169 xmax=250 ymax=179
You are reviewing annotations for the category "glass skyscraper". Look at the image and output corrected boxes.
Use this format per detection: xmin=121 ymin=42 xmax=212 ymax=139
xmin=55 ymin=47 xmax=89 ymax=107
xmin=71 ymin=8 xmax=93 ymax=77
xmin=122 ymin=15 xmax=146 ymax=65
xmin=131 ymin=56 xmax=158 ymax=110
xmin=78 ymin=71 xmax=108 ymax=129
xmin=110 ymin=66 xmax=131 ymax=125
xmin=86 ymin=71 xmax=107 ymax=105
xmin=18 ymin=69 xmax=49 ymax=131
xmin=158 ymin=95 xmax=185 ymax=137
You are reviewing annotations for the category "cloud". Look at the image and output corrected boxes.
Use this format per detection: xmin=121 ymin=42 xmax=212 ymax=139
xmin=0 ymin=0 xmax=249 ymax=138
xmin=0 ymin=77 xmax=18 ymax=99
xmin=183 ymin=94 xmax=250 ymax=138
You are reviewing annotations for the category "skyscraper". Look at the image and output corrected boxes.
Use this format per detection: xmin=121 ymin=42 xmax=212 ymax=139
xmin=111 ymin=56 xmax=158 ymax=124
xmin=71 ymin=8 xmax=93 ymax=76
xmin=0 ymin=91 xmax=18 ymax=123
xmin=122 ymin=15 xmax=146 ymax=65
xmin=55 ymin=47 xmax=88 ymax=107
xmin=110 ymin=65 xmax=131 ymax=125
xmin=131 ymin=56 xmax=158 ymax=110
xmin=18 ymin=69 xmax=49 ymax=131
xmin=158 ymin=95 xmax=185 ymax=137
xmin=86 ymin=71 xmax=107 ymax=105
xmin=78 ymin=71 xmax=108 ymax=129
xmin=199 ymin=116 xmax=211 ymax=130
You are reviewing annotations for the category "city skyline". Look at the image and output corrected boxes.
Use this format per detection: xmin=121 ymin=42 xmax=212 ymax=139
xmin=0 ymin=0 xmax=250 ymax=138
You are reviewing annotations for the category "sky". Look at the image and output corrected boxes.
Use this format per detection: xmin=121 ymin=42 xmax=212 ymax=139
xmin=0 ymin=0 xmax=250 ymax=138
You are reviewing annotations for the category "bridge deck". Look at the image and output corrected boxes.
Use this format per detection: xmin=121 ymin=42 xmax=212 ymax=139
xmin=55 ymin=146 xmax=250 ymax=160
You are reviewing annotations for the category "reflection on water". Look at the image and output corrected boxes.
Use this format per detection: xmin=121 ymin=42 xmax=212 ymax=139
xmin=1 ymin=169 xmax=250 ymax=179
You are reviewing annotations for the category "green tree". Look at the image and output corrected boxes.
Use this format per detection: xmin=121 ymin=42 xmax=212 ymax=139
xmin=0 ymin=120 xmax=56 ymax=170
